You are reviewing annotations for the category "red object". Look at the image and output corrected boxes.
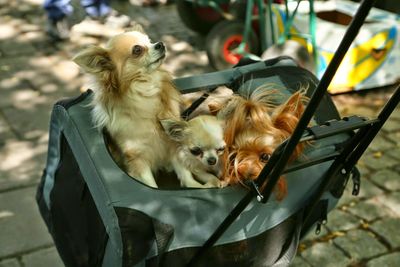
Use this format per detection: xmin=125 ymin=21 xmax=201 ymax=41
xmin=222 ymin=35 xmax=247 ymax=64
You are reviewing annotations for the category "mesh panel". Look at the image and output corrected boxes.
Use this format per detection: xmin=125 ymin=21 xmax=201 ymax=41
xmin=49 ymin=134 xmax=108 ymax=267
xmin=146 ymin=213 xmax=299 ymax=267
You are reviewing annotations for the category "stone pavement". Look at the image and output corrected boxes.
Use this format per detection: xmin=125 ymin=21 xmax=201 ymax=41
xmin=0 ymin=0 xmax=399 ymax=266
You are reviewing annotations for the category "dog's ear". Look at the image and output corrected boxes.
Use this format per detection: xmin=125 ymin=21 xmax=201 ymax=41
xmin=271 ymin=91 xmax=305 ymax=132
xmin=272 ymin=91 xmax=307 ymax=162
xmin=126 ymin=23 xmax=146 ymax=34
xmin=214 ymin=97 xmax=241 ymax=120
xmin=73 ymin=46 xmax=114 ymax=74
xmin=160 ymin=119 xmax=189 ymax=142
xmin=208 ymin=97 xmax=236 ymax=118
xmin=208 ymin=102 xmax=222 ymax=116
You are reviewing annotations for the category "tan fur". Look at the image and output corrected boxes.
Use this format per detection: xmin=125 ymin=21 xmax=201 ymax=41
xmin=217 ymin=88 xmax=307 ymax=200
xmin=73 ymin=29 xmax=182 ymax=188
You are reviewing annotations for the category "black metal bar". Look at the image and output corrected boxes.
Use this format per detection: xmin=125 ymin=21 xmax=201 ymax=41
xmin=186 ymin=136 xmax=340 ymax=267
xmin=257 ymin=0 xmax=378 ymax=203
xmin=307 ymin=116 xmax=372 ymax=139
xmin=301 ymin=85 xmax=400 ymax=226
xmin=187 ymin=116 xmax=379 ymax=265
xmin=186 ymin=117 xmax=375 ymax=265
xmin=186 ymin=1 xmax=377 ymax=265
xmin=284 ymin=152 xmax=340 ymax=174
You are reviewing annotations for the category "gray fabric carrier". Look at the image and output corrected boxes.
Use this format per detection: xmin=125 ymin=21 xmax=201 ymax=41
xmin=37 ymin=58 xmax=350 ymax=267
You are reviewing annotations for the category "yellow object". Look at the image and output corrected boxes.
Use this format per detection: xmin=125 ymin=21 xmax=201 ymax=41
xmin=271 ymin=1 xmax=400 ymax=93
xmin=328 ymin=28 xmax=395 ymax=92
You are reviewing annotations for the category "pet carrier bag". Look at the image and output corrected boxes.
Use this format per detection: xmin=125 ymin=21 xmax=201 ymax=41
xmin=36 ymin=1 xmax=399 ymax=266
xmin=36 ymin=56 xmax=346 ymax=266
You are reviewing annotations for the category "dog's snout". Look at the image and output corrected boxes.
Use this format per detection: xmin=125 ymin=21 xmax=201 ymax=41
xmin=207 ymin=157 xmax=217 ymax=166
xmin=155 ymin=42 xmax=165 ymax=51
xmin=237 ymin=163 xmax=258 ymax=180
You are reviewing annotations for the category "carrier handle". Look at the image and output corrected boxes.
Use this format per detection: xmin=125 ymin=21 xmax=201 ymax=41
xmin=186 ymin=0 xmax=378 ymax=265
xmin=173 ymin=56 xmax=297 ymax=94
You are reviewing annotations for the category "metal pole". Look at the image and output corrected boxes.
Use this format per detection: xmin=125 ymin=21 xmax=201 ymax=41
xmin=258 ymin=0 xmax=377 ymax=202
xmin=185 ymin=0 xmax=377 ymax=265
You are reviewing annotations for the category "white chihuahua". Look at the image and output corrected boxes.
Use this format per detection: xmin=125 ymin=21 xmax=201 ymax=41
xmin=161 ymin=115 xmax=226 ymax=188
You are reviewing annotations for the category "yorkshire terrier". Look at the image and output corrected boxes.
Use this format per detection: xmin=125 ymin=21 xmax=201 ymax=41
xmin=210 ymin=88 xmax=307 ymax=200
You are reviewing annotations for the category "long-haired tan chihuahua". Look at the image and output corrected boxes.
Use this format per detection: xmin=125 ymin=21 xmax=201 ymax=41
xmin=73 ymin=25 xmax=182 ymax=188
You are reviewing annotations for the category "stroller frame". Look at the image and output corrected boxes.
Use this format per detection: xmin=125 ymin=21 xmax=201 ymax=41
xmin=175 ymin=0 xmax=399 ymax=265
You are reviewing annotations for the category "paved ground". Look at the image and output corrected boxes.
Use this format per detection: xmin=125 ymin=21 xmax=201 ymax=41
xmin=0 ymin=0 xmax=399 ymax=266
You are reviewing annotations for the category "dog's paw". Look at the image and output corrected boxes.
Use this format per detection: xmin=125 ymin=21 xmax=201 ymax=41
xmin=204 ymin=179 xmax=226 ymax=188
xmin=203 ymin=182 xmax=218 ymax=188
xmin=218 ymin=180 xmax=229 ymax=188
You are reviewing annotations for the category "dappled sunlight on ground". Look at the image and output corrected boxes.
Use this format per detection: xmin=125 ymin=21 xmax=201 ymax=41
xmin=0 ymin=0 xmax=399 ymax=265
xmin=0 ymin=137 xmax=48 ymax=189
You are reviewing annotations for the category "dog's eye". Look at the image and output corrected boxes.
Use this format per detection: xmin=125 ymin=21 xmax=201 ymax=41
xmin=190 ymin=147 xmax=203 ymax=156
xmin=228 ymin=152 xmax=237 ymax=162
xmin=217 ymin=146 xmax=225 ymax=154
xmin=132 ymin=45 xmax=143 ymax=56
xmin=259 ymin=153 xmax=271 ymax=163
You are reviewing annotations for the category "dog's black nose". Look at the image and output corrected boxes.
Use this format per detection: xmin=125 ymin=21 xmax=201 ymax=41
xmin=207 ymin=157 xmax=217 ymax=166
xmin=155 ymin=42 xmax=165 ymax=52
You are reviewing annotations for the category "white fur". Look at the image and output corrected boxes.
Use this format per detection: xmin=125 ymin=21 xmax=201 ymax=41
xmin=161 ymin=115 xmax=226 ymax=188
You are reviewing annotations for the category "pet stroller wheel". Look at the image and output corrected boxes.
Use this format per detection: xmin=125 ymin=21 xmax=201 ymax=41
xmin=206 ymin=20 xmax=259 ymax=70
xmin=176 ymin=0 xmax=224 ymax=34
